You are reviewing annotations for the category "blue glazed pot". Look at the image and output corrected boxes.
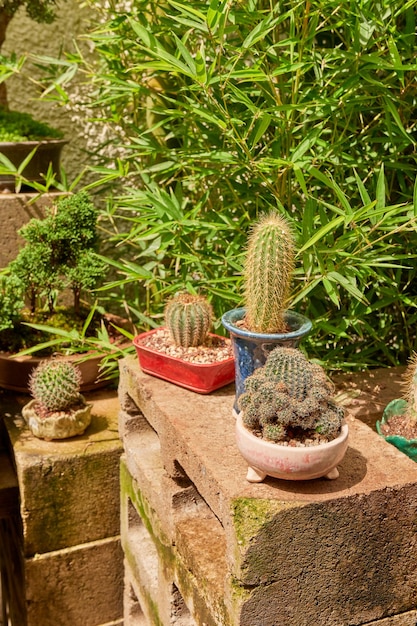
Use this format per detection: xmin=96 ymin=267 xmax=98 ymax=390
xmin=222 ymin=307 xmax=312 ymax=413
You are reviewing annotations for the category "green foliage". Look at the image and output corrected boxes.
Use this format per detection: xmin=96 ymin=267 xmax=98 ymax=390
xmin=164 ymin=293 xmax=213 ymax=347
xmin=0 ymin=274 xmax=24 ymax=332
xmin=0 ymin=0 xmax=58 ymax=23
xmin=239 ymin=347 xmax=344 ymax=441
xmin=0 ymin=192 xmax=109 ymax=354
xmin=29 ymin=359 xmax=82 ymax=412
xmin=37 ymin=0 xmax=417 ymax=370
xmin=0 ymin=108 xmax=63 ymax=141
xmin=244 ymin=212 xmax=294 ymax=333
xmin=13 ymin=191 xmax=106 ymax=314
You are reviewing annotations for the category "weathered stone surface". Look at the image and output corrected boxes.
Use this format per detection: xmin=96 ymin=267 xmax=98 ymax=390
xmin=119 ymin=356 xmax=417 ymax=626
xmin=366 ymin=611 xmax=417 ymax=625
xmin=3 ymin=388 xmax=122 ymax=556
xmin=120 ymin=456 xmax=227 ymax=626
xmin=2 ymin=387 xmax=124 ymax=625
xmin=0 ymin=192 xmax=64 ymax=268
xmin=25 ymin=537 xmax=123 ymax=626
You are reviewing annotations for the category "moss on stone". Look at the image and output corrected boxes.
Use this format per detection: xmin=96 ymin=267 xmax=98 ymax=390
xmin=232 ymin=497 xmax=300 ymax=547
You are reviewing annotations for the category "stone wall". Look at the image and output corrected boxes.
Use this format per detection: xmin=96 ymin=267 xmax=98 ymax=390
xmin=2 ymin=387 xmax=124 ymax=626
xmin=118 ymin=356 xmax=417 ymax=626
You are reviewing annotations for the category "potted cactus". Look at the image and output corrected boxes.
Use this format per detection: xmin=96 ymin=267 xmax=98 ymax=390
xmin=222 ymin=212 xmax=312 ymax=411
xmin=376 ymin=353 xmax=417 ymax=461
xmin=133 ymin=292 xmax=235 ymax=394
xmin=22 ymin=360 xmax=92 ymax=440
xmin=236 ymin=346 xmax=348 ymax=482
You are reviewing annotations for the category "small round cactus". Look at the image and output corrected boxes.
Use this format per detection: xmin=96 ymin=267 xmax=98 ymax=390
xmin=164 ymin=293 xmax=213 ymax=348
xmin=29 ymin=360 xmax=82 ymax=413
xmin=239 ymin=347 xmax=344 ymax=442
xmin=244 ymin=212 xmax=295 ymax=334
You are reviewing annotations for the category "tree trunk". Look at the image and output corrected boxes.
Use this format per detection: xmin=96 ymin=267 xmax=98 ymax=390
xmin=0 ymin=12 xmax=12 ymax=109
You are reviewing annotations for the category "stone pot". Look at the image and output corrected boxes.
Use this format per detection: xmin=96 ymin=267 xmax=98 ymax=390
xmin=235 ymin=412 xmax=349 ymax=482
xmin=222 ymin=307 xmax=312 ymax=412
xmin=22 ymin=394 xmax=92 ymax=440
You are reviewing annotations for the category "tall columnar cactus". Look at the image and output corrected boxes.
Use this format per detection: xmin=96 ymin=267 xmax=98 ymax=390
xmin=402 ymin=352 xmax=417 ymax=423
xmin=244 ymin=212 xmax=295 ymax=334
xmin=239 ymin=347 xmax=344 ymax=442
xmin=164 ymin=293 xmax=213 ymax=348
xmin=29 ymin=360 xmax=82 ymax=413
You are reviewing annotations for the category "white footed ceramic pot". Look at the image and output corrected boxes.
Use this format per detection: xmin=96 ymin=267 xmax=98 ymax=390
xmin=236 ymin=412 xmax=349 ymax=482
xmin=22 ymin=395 xmax=92 ymax=440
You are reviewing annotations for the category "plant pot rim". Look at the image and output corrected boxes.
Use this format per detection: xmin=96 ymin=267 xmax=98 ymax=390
xmin=236 ymin=411 xmax=349 ymax=481
xmin=222 ymin=307 xmax=312 ymax=340
xmin=133 ymin=328 xmax=235 ymax=394
xmin=22 ymin=394 xmax=92 ymax=440
xmin=238 ymin=413 xmax=349 ymax=454
xmin=376 ymin=398 xmax=417 ymax=445
xmin=133 ymin=328 xmax=235 ymax=368
xmin=0 ymin=139 xmax=68 ymax=147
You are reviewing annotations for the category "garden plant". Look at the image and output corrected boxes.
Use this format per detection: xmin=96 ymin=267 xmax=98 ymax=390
xmin=37 ymin=0 xmax=417 ymax=371
xmin=22 ymin=359 xmax=92 ymax=440
xmin=0 ymin=191 xmax=110 ymax=355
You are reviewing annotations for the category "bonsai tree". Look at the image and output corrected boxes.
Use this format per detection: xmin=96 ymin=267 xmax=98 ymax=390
xmin=0 ymin=0 xmax=61 ymax=109
xmin=22 ymin=359 xmax=92 ymax=439
xmin=239 ymin=346 xmax=344 ymax=444
xmin=0 ymin=191 xmax=108 ymax=352
xmin=164 ymin=293 xmax=213 ymax=348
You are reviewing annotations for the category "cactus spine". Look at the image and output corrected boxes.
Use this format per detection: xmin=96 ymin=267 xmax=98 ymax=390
xmin=244 ymin=212 xmax=295 ymax=334
xmin=402 ymin=352 xmax=417 ymax=423
xmin=164 ymin=293 xmax=213 ymax=348
xmin=29 ymin=360 xmax=82 ymax=413
xmin=239 ymin=347 xmax=344 ymax=442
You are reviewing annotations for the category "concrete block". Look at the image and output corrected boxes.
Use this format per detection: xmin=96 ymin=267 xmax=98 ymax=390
xmin=25 ymin=536 xmax=123 ymax=626
xmin=4 ymin=389 xmax=123 ymax=556
xmin=118 ymin=357 xmax=417 ymax=626
xmin=120 ymin=457 xmax=227 ymax=626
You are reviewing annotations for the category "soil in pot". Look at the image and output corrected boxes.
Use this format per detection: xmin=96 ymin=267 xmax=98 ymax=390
xmin=133 ymin=328 xmax=235 ymax=394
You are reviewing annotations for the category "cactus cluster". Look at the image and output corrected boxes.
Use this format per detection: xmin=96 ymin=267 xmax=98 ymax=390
xmin=29 ymin=360 xmax=82 ymax=414
xmin=244 ymin=212 xmax=295 ymax=334
xmin=239 ymin=347 xmax=344 ymax=442
xmin=164 ymin=293 xmax=213 ymax=348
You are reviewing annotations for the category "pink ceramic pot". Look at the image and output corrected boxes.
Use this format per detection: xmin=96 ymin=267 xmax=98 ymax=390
xmin=235 ymin=412 xmax=349 ymax=482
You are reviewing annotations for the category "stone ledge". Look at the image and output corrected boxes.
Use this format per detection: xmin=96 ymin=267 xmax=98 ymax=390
xmin=119 ymin=356 xmax=417 ymax=626
xmin=3 ymin=387 xmax=123 ymax=555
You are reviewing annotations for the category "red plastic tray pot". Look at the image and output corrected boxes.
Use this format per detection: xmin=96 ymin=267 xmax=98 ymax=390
xmin=133 ymin=329 xmax=235 ymax=394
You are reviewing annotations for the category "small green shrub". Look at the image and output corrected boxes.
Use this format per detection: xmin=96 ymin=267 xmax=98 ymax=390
xmin=0 ymin=108 xmax=63 ymax=141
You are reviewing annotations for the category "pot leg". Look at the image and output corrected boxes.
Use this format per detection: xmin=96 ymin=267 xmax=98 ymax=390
xmin=325 ymin=467 xmax=339 ymax=480
xmin=246 ymin=466 xmax=267 ymax=482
